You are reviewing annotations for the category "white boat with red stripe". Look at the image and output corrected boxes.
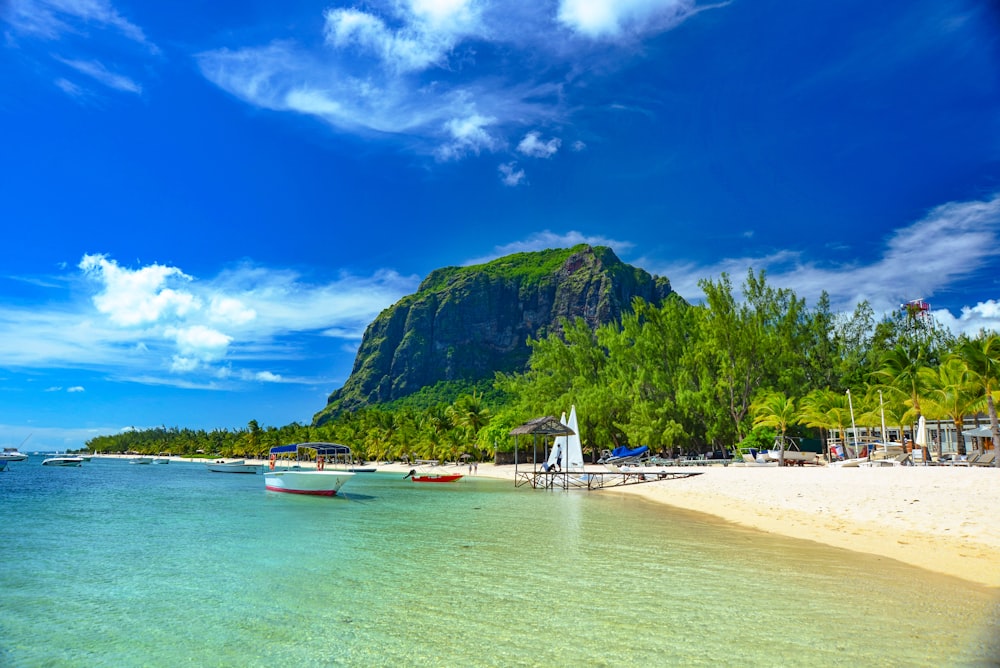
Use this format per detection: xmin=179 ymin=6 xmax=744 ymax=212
xmin=264 ymin=443 xmax=355 ymax=496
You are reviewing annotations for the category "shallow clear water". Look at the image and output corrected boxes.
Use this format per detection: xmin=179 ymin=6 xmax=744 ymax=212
xmin=1 ymin=458 xmax=997 ymax=666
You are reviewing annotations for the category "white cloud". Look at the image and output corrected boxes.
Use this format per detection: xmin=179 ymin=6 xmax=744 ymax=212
xmin=196 ymin=1 xmax=711 ymax=163
xmin=557 ymin=0 xmax=699 ymax=39
xmin=67 ymin=386 xmax=85 ymax=392
xmin=80 ymin=254 xmax=199 ymax=326
xmin=4 ymin=0 xmax=154 ymax=48
xmin=517 ymin=132 xmax=561 ymax=158
xmin=437 ymin=114 xmax=502 ymax=160
xmin=498 ymin=161 xmax=525 ymax=187
xmin=0 ymin=256 xmax=419 ymax=387
xmin=55 ymin=57 xmax=142 ymax=93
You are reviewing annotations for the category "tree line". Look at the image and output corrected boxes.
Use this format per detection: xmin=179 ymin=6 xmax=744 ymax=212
xmin=84 ymin=270 xmax=1000 ymax=465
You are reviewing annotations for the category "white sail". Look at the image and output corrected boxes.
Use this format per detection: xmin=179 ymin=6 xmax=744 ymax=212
xmin=565 ymin=405 xmax=584 ymax=471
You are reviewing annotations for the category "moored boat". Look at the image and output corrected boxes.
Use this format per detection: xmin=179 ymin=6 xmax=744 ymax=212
xmin=206 ymin=459 xmax=258 ymax=474
xmin=403 ymin=468 xmax=463 ymax=483
xmin=0 ymin=447 xmax=29 ymax=462
xmin=264 ymin=443 xmax=355 ymax=496
xmin=42 ymin=456 xmax=83 ymax=467
xmin=129 ymin=457 xmax=153 ymax=464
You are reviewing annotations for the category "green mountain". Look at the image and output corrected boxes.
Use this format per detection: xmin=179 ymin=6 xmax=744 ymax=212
xmin=313 ymin=245 xmax=677 ymax=423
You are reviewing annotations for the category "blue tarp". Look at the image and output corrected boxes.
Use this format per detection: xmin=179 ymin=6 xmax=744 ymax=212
xmin=610 ymin=445 xmax=649 ymax=458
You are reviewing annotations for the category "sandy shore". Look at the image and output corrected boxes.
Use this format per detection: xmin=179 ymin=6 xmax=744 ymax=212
xmin=100 ymin=455 xmax=1000 ymax=588
xmin=381 ymin=460 xmax=1000 ymax=589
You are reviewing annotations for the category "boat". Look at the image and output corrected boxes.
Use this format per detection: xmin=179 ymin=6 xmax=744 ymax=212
xmin=0 ymin=447 xmax=29 ymax=462
xmin=404 ymin=469 xmax=464 ymax=483
xmin=42 ymin=455 xmax=83 ymax=467
xmin=264 ymin=443 xmax=355 ymax=496
xmin=206 ymin=459 xmax=258 ymax=474
xmin=128 ymin=457 xmax=153 ymax=464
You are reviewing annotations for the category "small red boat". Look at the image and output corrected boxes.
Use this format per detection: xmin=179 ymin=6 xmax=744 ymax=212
xmin=404 ymin=469 xmax=463 ymax=483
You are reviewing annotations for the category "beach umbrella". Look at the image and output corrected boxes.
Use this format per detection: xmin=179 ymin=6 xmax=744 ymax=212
xmin=915 ymin=415 xmax=928 ymax=463
xmin=962 ymin=426 xmax=994 ymax=438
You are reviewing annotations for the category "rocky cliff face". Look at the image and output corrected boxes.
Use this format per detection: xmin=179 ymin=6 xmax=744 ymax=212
xmin=313 ymin=245 xmax=675 ymax=422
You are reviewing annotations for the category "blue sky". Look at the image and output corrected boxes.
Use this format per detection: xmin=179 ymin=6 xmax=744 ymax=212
xmin=2 ymin=0 xmax=999 ymax=450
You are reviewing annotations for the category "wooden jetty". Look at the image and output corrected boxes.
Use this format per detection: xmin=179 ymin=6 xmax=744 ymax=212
xmin=514 ymin=468 xmax=703 ymax=491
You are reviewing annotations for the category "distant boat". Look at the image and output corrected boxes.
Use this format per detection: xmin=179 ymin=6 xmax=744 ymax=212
xmin=128 ymin=457 xmax=153 ymax=465
xmin=206 ymin=459 xmax=258 ymax=474
xmin=42 ymin=456 xmax=83 ymax=467
xmin=264 ymin=443 xmax=355 ymax=496
xmin=152 ymin=457 xmax=170 ymax=464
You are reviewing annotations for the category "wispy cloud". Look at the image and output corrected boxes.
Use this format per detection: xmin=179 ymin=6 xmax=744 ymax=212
xmin=3 ymin=0 xmax=156 ymax=97
xmin=54 ymin=57 xmax=142 ymax=93
xmin=0 ymin=257 xmax=419 ymax=388
xmin=196 ymin=0 xmax=714 ymax=163
xmin=3 ymin=0 xmax=154 ymax=48
xmin=646 ymin=193 xmax=1000 ymax=335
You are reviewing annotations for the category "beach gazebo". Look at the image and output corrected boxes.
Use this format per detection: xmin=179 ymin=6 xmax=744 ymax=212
xmin=509 ymin=416 xmax=575 ymax=473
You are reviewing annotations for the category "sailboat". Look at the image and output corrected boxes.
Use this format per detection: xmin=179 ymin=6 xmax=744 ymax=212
xmin=545 ymin=406 xmax=584 ymax=472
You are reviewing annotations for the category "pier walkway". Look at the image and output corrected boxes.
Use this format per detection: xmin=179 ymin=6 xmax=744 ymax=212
xmin=514 ymin=468 xmax=703 ymax=491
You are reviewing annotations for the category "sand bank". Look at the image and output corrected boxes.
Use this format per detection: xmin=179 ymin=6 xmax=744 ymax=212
xmin=389 ymin=461 xmax=1000 ymax=589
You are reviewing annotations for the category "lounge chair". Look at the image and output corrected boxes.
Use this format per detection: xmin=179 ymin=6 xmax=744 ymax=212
xmin=972 ymin=451 xmax=996 ymax=467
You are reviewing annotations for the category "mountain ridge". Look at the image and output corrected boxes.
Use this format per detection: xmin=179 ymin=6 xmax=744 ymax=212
xmin=313 ymin=244 xmax=678 ymax=424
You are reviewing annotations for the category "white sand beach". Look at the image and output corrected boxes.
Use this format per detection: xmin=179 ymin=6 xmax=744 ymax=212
xmin=385 ymin=461 xmax=1000 ymax=589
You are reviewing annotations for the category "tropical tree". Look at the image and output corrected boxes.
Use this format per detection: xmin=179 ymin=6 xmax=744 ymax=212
xmin=920 ymin=356 xmax=981 ymax=457
xmin=872 ymin=343 xmax=932 ymax=459
xmin=958 ymin=333 xmax=1000 ymax=467
xmin=751 ymin=391 xmax=798 ymax=465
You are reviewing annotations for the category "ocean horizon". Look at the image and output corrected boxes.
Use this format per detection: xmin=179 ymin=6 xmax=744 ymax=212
xmin=1 ymin=457 xmax=997 ymax=666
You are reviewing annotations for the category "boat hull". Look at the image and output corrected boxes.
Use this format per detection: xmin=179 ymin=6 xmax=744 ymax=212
xmin=42 ymin=457 xmax=83 ymax=467
xmin=206 ymin=461 xmax=258 ymax=474
xmin=264 ymin=470 xmax=353 ymax=495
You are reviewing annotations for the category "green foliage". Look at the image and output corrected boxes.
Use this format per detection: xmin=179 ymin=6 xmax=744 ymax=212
xmin=737 ymin=426 xmax=777 ymax=454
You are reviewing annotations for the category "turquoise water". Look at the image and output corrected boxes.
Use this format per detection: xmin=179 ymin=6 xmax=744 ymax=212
xmin=1 ymin=458 xmax=997 ymax=667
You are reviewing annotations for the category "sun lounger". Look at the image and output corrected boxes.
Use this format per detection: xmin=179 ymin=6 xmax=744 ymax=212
xmin=972 ymin=451 xmax=996 ymax=467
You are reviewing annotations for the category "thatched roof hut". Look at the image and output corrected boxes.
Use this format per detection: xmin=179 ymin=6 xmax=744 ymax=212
xmin=508 ymin=416 xmax=574 ymax=469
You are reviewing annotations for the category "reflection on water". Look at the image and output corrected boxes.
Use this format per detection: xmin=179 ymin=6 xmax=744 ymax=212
xmin=1 ymin=459 xmax=996 ymax=666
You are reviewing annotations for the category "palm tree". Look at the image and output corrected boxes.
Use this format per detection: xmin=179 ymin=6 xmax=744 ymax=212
xmin=920 ymin=356 xmax=981 ymax=457
xmin=873 ymin=344 xmax=932 ymax=459
xmin=798 ymin=389 xmax=836 ymax=458
xmin=751 ymin=391 xmax=798 ymax=465
xmin=958 ymin=333 xmax=1000 ymax=467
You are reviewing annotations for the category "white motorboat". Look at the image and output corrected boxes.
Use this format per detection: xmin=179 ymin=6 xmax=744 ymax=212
xmin=0 ymin=448 xmax=29 ymax=462
xmin=264 ymin=443 xmax=355 ymax=496
xmin=129 ymin=457 xmax=153 ymax=464
xmin=42 ymin=456 xmax=83 ymax=467
xmin=152 ymin=457 xmax=170 ymax=464
xmin=206 ymin=459 xmax=258 ymax=474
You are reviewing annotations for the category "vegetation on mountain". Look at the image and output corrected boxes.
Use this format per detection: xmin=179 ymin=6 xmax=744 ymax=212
xmin=313 ymin=244 xmax=674 ymax=422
